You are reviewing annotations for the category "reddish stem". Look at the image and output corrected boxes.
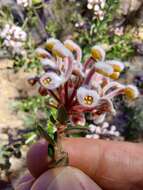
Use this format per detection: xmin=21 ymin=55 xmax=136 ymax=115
xmin=57 ymin=86 xmax=65 ymax=104
xmin=83 ymin=57 xmax=94 ymax=72
xmin=67 ymin=76 xmax=83 ymax=108
xmin=70 ymin=105 xmax=91 ymax=113
xmin=48 ymin=90 xmax=60 ymax=103
xmin=64 ymin=81 xmax=69 ymax=106
xmin=84 ymin=67 xmax=96 ymax=85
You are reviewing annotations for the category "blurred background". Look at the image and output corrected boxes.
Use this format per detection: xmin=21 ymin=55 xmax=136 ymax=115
xmin=0 ymin=0 xmax=143 ymax=189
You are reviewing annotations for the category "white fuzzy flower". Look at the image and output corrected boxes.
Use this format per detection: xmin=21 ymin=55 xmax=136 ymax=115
xmin=0 ymin=24 xmax=27 ymax=55
xmin=87 ymin=3 xmax=93 ymax=10
xmin=114 ymin=27 xmax=124 ymax=36
xmin=86 ymin=122 xmax=120 ymax=139
xmin=94 ymin=4 xmax=100 ymax=11
xmin=93 ymin=113 xmax=106 ymax=124
xmin=95 ymin=126 xmax=101 ymax=134
xmin=114 ymin=131 xmax=120 ymax=137
xmin=86 ymin=134 xmax=93 ymax=139
xmin=87 ymin=0 xmax=106 ymax=20
xmin=89 ymin=124 xmax=96 ymax=132
xmin=40 ymin=72 xmax=63 ymax=90
xmin=17 ymin=0 xmax=30 ymax=7
xmin=110 ymin=125 xmax=116 ymax=132
xmin=87 ymin=122 xmax=121 ymax=139
xmin=77 ymin=87 xmax=99 ymax=108
xmin=102 ymin=122 xmax=109 ymax=128
xmin=86 ymin=134 xmax=100 ymax=139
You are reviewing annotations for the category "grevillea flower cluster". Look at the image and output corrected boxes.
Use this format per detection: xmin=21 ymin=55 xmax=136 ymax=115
xmin=87 ymin=0 xmax=106 ymax=20
xmin=86 ymin=122 xmax=120 ymax=139
xmin=16 ymin=0 xmax=31 ymax=7
xmin=28 ymin=38 xmax=139 ymax=128
xmin=0 ymin=24 xmax=27 ymax=55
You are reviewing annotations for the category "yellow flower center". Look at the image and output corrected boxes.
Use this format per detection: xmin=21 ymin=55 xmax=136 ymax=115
xmin=43 ymin=77 xmax=52 ymax=85
xmin=94 ymin=51 xmax=101 ymax=60
xmin=92 ymin=49 xmax=102 ymax=60
xmin=84 ymin=96 xmax=94 ymax=105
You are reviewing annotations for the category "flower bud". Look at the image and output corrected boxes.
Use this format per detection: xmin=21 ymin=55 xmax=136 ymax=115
xmin=64 ymin=40 xmax=82 ymax=62
xmin=64 ymin=40 xmax=79 ymax=52
xmin=45 ymin=38 xmax=60 ymax=51
xmin=109 ymin=72 xmax=120 ymax=80
xmin=52 ymin=43 xmax=73 ymax=59
xmin=91 ymin=46 xmax=105 ymax=61
xmin=124 ymin=85 xmax=139 ymax=99
xmin=106 ymin=60 xmax=124 ymax=72
xmin=95 ymin=62 xmax=113 ymax=77
xmin=35 ymin=48 xmax=51 ymax=59
xmin=93 ymin=113 xmax=106 ymax=124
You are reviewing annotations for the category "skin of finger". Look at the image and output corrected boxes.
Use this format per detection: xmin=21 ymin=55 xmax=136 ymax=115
xmin=15 ymin=177 xmax=34 ymax=190
xmin=30 ymin=167 xmax=102 ymax=190
xmin=16 ymin=172 xmax=34 ymax=185
xmin=27 ymin=138 xmax=143 ymax=190
xmin=14 ymin=172 xmax=35 ymax=190
xmin=62 ymin=138 xmax=143 ymax=190
xmin=27 ymin=139 xmax=51 ymax=178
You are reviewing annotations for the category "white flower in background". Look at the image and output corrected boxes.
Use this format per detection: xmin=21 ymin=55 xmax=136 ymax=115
xmin=0 ymin=24 xmax=27 ymax=55
xmin=114 ymin=27 xmax=124 ymax=36
xmin=86 ymin=122 xmax=120 ymax=139
xmin=87 ymin=0 xmax=106 ymax=20
xmin=16 ymin=0 xmax=31 ymax=7
xmin=86 ymin=134 xmax=100 ymax=139
xmin=75 ymin=21 xmax=85 ymax=29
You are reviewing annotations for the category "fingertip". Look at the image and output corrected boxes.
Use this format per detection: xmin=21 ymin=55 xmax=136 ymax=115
xmin=31 ymin=167 xmax=102 ymax=190
xmin=15 ymin=173 xmax=35 ymax=190
xmin=15 ymin=180 xmax=34 ymax=190
xmin=27 ymin=139 xmax=50 ymax=178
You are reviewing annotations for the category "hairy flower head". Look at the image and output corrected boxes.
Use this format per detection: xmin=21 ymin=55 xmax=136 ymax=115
xmin=30 ymin=38 xmax=139 ymax=127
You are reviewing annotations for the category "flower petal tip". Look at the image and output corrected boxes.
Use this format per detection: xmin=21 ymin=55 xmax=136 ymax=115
xmin=91 ymin=45 xmax=105 ymax=61
xmin=124 ymin=85 xmax=139 ymax=99
xmin=45 ymin=38 xmax=60 ymax=51
xmin=106 ymin=60 xmax=125 ymax=72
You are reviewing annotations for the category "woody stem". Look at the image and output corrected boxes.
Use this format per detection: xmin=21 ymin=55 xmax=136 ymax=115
xmin=53 ymin=123 xmax=68 ymax=167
